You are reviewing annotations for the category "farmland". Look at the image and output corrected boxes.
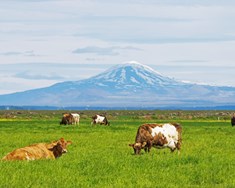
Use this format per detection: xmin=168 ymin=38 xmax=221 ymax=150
xmin=0 ymin=110 xmax=235 ymax=187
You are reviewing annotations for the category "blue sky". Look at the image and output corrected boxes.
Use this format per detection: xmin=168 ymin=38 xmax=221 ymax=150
xmin=0 ymin=0 xmax=235 ymax=94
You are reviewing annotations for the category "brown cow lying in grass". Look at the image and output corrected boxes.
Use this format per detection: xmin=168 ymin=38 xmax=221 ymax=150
xmin=2 ymin=138 xmax=72 ymax=161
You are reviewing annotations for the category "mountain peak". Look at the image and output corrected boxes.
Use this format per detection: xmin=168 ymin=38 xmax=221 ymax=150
xmin=123 ymin=60 xmax=144 ymax=66
xmin=89 ymin=61 xmax=181 ymax=88
xmin=119 ymin=61 xmax=161 ymax=73
xmin=124 ymin=60 xmax=140 ymax=64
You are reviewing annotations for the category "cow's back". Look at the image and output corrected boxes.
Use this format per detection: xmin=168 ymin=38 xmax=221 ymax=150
xmin=92 ymin=114 xmax=109 ymax=125
xmin=2 ymin=143 xmax=54 ymax=160
xmin=135 ymin=123 xmax=157 ymax=143
xmin=150 ymin=123 xmax=182 ymax=151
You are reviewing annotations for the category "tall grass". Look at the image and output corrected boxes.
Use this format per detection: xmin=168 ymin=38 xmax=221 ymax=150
xmin=0 ymin=112 xmax=234 ymax=187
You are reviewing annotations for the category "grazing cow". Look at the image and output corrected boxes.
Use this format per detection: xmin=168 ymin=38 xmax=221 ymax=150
xmin=71 ymin=113 xmax=80 ymax=125
xmin=129 ymin=123 xmax=182 ymax=155
xmin=60 ymin=113 xmax=73 ymax=125
xmin=91 ymin=114 xmax=110 ymax=126
xmin=60 ymin=113 xmax=80 ymax=125
xmin=231 ymin=114 xmax=235 ymax=127
xmin=2 ymin=138 xmax=72 ymax=161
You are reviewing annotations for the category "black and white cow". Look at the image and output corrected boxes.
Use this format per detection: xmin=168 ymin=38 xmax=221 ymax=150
xmin=91 ymin=114 xmax=110 ymax=126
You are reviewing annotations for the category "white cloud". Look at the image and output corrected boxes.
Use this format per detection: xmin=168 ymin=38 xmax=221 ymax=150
xmin=73 ymin=46 xmax=142 ymax=56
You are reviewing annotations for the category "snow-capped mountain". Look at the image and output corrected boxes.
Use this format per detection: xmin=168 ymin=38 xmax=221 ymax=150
xmin=0 ymin=61 xmax=235 ymax=108
xmin=91 ymin=61 xmax=183 ymax=88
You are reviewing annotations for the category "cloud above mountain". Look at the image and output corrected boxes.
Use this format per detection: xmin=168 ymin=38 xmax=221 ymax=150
xmin=0 ymin=51 xmax=37 ymax=56
xmin=14 ymin=71 xmax=64 ymax=80
xmin=73 ymin=46 xmax=142 ymax=56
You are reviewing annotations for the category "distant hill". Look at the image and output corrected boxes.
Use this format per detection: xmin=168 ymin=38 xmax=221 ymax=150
xmin=0 ymin=61 xmax=235 ymax=109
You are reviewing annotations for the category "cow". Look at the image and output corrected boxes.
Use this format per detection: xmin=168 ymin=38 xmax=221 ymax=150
xmin=231 ymin=113 xmax=235 ymax=127
xmin=91 ymin=114 xmax=110 ymax=126
xmin=60 ymin=113 xmax=73 ymax=125
xmin=60 ymin=113 xmax=80 ymax=125
xmin=2 ymin=138 xmax=72 ymax=161
xmin=71 ymin=113 xmax=80 ymax=125
xmin=129 ymin=123 xmax=182 ymax=155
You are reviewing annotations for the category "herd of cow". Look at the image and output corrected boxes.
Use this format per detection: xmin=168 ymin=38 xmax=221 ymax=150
xmin=1 ymin=113 xmax=111 ymax=161
xmin=2 ymin=113 xmax=235 ymax=161
xmin=59 ymin=113 xmax=110 ymax=126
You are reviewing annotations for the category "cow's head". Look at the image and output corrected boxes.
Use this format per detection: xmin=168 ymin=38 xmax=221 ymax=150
xmin=48 ymin=138 xmax=72 ymax=158
xmin=60 ymin=117 xmax=68 ymax=125
xmin=129 ymin=142 xmax=147 ymax=155
xmin=92 ymin=115 xmax=97 ymax=120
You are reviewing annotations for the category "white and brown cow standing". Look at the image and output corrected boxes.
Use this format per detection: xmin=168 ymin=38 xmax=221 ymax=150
xmin=129 ymin=123 xmax=182 ymax=155
xmin=2 ymin=138 xmax=72 ymax=161
xmin=91 ymin=114 xmax=110 ymax=126
xmin=71 ymin=113 xmax=80 ymax=125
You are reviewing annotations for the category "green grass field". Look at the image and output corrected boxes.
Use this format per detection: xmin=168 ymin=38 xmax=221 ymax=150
xmin=0 ymin=110 xmax=235 ymax=188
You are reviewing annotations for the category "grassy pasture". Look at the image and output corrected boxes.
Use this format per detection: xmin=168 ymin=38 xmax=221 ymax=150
xmin=0 ymin=110 xmax=235 ymax=188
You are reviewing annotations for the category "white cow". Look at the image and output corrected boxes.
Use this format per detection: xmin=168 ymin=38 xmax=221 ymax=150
xmin=71 ymin=113 xmax=80 ymax=125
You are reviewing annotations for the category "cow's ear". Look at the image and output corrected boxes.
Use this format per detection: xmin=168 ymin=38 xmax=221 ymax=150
xmin=141 ymin=142 xmax=147 ymax=148
xmin=59 ymin=138 xmax=65 ymax=142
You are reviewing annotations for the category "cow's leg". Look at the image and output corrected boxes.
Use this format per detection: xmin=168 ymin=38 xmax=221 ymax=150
xmin=171 ymin=147 xmax=180 ymax=155
xmin=144 ymin=147 xmax=148 ymax=152
xmin=177 ymin=149 xmax=181 ymax=155
xmin=147 ymin=141 xmax=152 ymax=153
xmin=144 ymin=147 xmax=151 ymax=153
xmin=170 ymin=148 xmax=176 ymax=152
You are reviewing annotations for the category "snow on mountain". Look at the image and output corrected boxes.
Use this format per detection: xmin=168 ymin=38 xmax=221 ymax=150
xmin=0 ymin=61 xmax=235 ymax=108
xmin=84 ymin=61 xmax=185 ymax=90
